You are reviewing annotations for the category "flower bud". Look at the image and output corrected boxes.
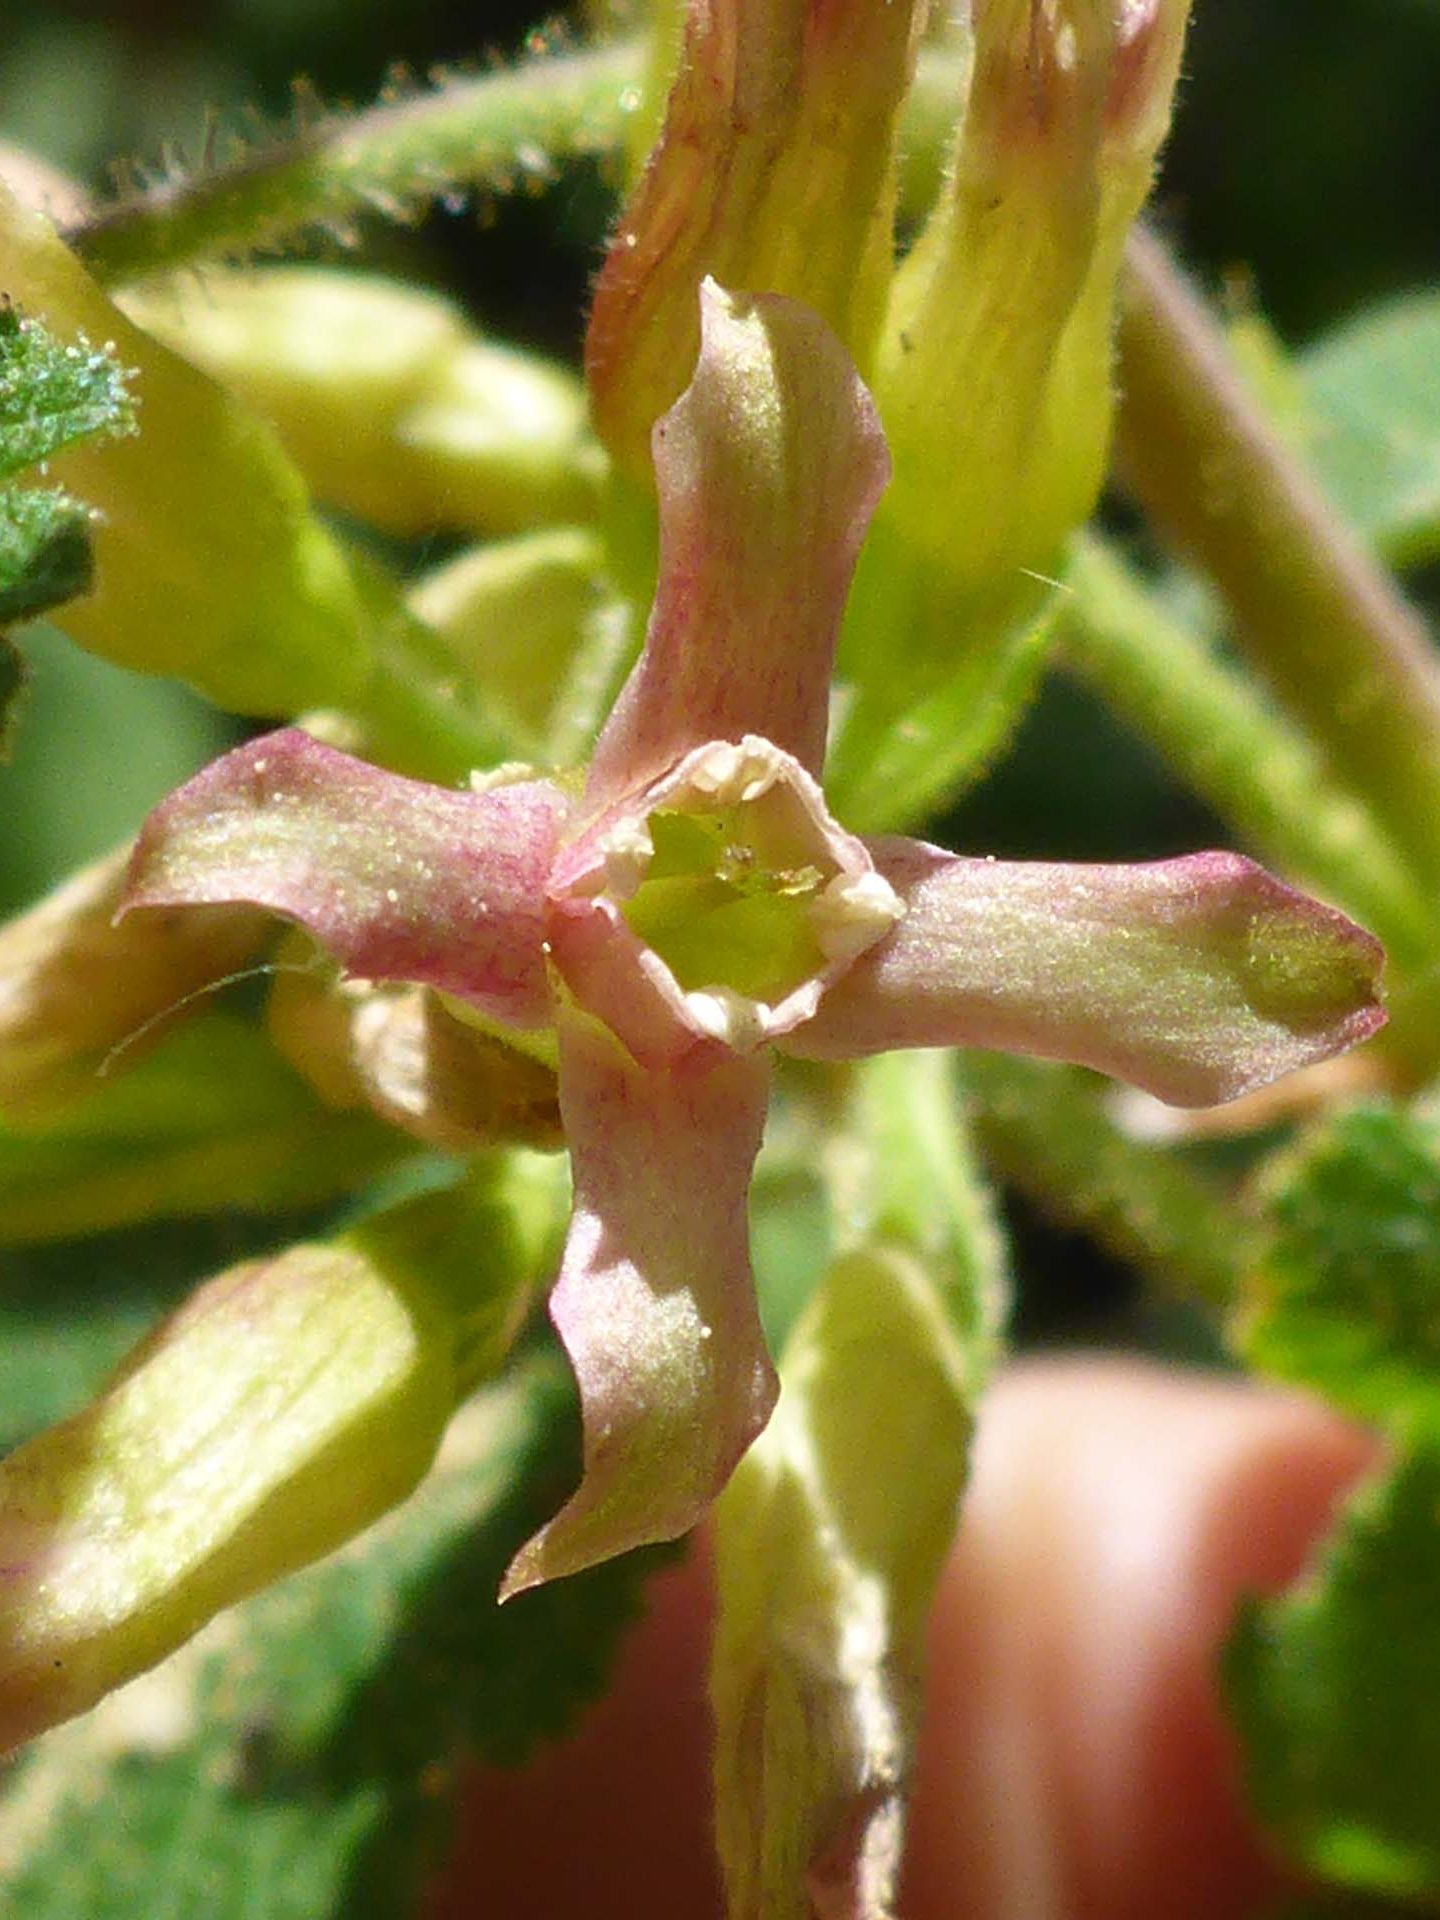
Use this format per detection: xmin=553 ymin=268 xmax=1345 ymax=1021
xmin=0 ymin=1012 xmax=402 ymax=1246
xmin=122 ymin=268 xmax=603 ymax=537
xmin=267 ymin=946 xmax=562 ymax=1152
xmin=0 ymin=1236 xmax=458 ymax=1750
xmin=0 ymin=179 xmax=375 ymax=715
xmin=407 ymin=528 xmax=607 ymax=753
xmin=0 ymin=846 xmax=268 ymax=1120
xmin=585 ymin=0 xmax=926 ymax=481
xmin=873 ymin=0 xmax=1192 ymax=588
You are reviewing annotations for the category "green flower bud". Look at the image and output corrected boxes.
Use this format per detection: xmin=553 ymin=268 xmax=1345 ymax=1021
xmin=585 ymin=0 xmax=926 ymax=482
xmin=267 ymin=944 xmax=562 ymax=1152
xmin=407 ymin=527 xmax=608 ymax=751
xmin=0 ymin=179 xmax=373 ymax=715
xmin=0 ymin=1014 xmax=402 ymax=1246
xmin=0 ymin=846 xmax=268 ymax=1121
xmin=0 ymin=1237 xmax=458 ymax=1750
xmin=123 ymin=268 xmax=603 ymax=538
xmin=874 ymin=0 xmax=1192 ymax=589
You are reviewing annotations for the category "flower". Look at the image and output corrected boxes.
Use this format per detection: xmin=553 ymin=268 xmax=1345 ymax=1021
xmin=122 ymin=281 xmax=1385 ymax=1595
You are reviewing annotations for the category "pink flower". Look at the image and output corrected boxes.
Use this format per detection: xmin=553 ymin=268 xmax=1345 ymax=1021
xmin=123 ymin=283 xmax=1384 ymax=1593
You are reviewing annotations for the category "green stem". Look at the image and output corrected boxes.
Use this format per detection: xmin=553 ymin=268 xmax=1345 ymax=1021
xmin=1114 ymin=226 xmax=1440 ymax=899
xmin=1063 ymin=537 xmax=1440 ymax=979
xmin=965 ymin=1052 xmax=1257 ymax=1309
xmin=70 ymin=42 xmax=638 ymax=286
xmin=69 ymin=39 xmax=964 ymax=289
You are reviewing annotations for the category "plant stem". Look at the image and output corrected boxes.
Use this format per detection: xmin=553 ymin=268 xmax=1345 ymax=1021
xmin=965 ymin=1052 xmax=1256 ymax=1309
xmin=1063 ymin=538 xmax=1437 ymax=969
xmin=1114 ymin=225 xmax=1440 ymax=898
xmin=70 ymin=39 xmax=965 ymax=290
xmin=70 ymin=42 xmax=637 ymax=286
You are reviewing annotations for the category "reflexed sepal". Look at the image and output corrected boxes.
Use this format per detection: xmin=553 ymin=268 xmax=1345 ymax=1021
xmin=587 ymin=284 xmax=890 ymax=802
xmin=786 ymin=845 xmax=1386 ymax=1107
xmin=502 ymin=1005 xmax=777 ymax=1594
xmin=124 ymin=728 xmax=567 ymax=1030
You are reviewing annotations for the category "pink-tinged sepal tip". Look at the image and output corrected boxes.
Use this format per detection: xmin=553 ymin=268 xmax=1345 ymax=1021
xmin=586 ymin=283 xmax=889 ymax=808
xmin=122 ymin=728 xmax=569 ymax=1031
xmin=500 ymin=1006 xmax=778 ymax=1597
xmin=784 ymin=845 xmax=1385 ymax=1108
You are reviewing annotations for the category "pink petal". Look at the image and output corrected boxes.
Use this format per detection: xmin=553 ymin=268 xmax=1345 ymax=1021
xmin=586 ymin=283 xmax=889 ymax=806
xmin=782 ymin=842 xmax=1386 ymax=1107
xmin=123 ymin=729 xmax=566 ymax=1029
xmin=502 ymin=1007 xmax=777 ymax=1595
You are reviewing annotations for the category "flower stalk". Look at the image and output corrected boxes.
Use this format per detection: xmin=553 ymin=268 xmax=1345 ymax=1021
xmin=1114 ymin=225 xmax=1440 ymax=899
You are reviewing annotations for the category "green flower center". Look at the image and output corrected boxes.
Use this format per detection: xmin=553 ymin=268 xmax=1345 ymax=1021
xmin=621 ymin=803 xmax=833 ymax=1004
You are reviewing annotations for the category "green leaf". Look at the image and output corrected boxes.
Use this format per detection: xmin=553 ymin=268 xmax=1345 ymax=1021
xmin=0 ymin=304 xmax=133 ymax=481
xmin=1301 ymin=293 xmax=1440 ymax=568
xmin=0 ymin=487 xmax=93 ymax=626
xmin=0 ymin=631 xmax=24 ymax=758
xmin=0 ymin=305 xmax=130 ymax=636
xmin=1227 ymin=1446 xmax=1440 ymax=1902
xmin=0 ymin=1353 xmax=667 ymax=1919
xmin=1238 ymin=1104 xmax=1440 ymax=1436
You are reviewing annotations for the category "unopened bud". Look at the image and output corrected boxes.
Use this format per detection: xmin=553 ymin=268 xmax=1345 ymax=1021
xmin=0 ymin=179 xmax=375 ymax=716
xmin=407 ymin=528 xmax=606 ymax=753
xmin=585 ymin=0 xmax=926 ymax=481
xmin=268 ymin=949 xmax=560 ymax=1151
xmin=874 ymin=0 xmax=1191 ymax=588
xmin=123 ymin=268 xmax=602 ymax=537
xmin=0 ymin=845 xmax=268 ymax=1121
xmin=0 ymin=1237 xmax=458 ymax=1750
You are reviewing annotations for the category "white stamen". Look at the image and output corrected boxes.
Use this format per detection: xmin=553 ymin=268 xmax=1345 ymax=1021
xmin=683 ymin=985 xmax=767 ymax=1051
xmin=810 ymin=868 xmax=905 ymax=961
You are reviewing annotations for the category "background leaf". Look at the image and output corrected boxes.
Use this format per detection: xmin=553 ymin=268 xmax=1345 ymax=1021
xmin=1301 ymin=293 xmax=1440 ymax=568
xmin=1237 ymin=1103 xmax=1440 ymax=1437
xmin=1227 ymin=1447 xmax=1440 ymax=1903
